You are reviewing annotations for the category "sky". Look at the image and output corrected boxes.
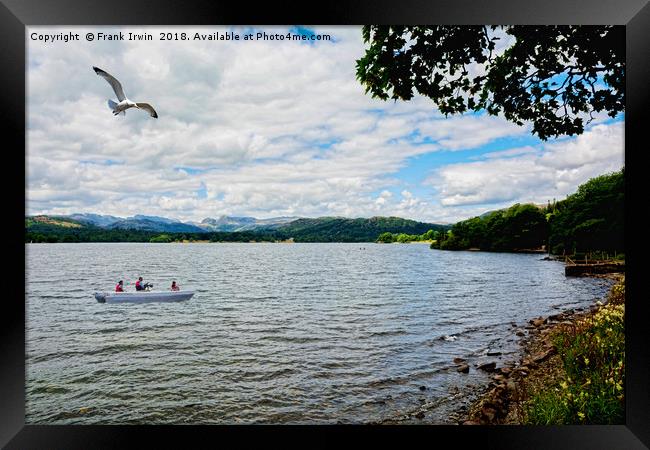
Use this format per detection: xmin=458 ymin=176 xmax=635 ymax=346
xmin=26 ymin=26 xmax=625 ymax=224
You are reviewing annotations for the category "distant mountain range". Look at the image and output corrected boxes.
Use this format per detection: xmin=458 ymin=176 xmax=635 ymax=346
xmin=194 ymin=215 xmax=299 ymax=232
xmin=64 ymin=213 xmax=299 ymax=233
xmin=26 ymin=213 xmax=451 ymax=243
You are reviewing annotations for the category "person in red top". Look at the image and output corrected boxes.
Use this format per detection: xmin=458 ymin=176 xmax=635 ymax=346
xmin=171 ymin=281 xmax=180 ymax=291
xmin=135 ymin=277 xmax=152 ymax=291
xmin=115 ymin=280 xmax=124 ymax=292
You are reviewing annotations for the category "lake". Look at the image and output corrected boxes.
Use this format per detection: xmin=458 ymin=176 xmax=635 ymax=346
xmin=25 ymin=243 xmax=613 ymax=424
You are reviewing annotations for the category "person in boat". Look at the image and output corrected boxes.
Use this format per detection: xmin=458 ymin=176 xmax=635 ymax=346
xmin=135 ymin=277 xmax=150 ymax=291
xmin=115 ymin=280 xmax=124 ymax=292
xmin=171 ymin=281 xmax=180 ymax=291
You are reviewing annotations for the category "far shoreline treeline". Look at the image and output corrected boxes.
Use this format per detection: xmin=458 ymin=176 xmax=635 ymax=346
xmin=25 ymin=216 xmax=450 ymax=244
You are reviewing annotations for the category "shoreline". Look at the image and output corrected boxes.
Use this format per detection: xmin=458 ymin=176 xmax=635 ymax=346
xmin=460 ymin=272 xmax=624 ymax=425
xmin=373 ymin=271 xmax=622 ymax=425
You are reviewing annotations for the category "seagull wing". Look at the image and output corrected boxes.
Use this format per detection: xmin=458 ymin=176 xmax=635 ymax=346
xmin=136 ymin=102 xmax=158 ymax=118
xmin=93 ymin=66 xmax=126 ymax=101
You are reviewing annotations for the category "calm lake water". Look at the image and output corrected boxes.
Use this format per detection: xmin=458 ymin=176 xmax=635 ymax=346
xmin=25 ymin=243 xmax=613 ymax=424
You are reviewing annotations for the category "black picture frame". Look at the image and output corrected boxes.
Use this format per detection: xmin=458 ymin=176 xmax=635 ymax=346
xmin=4 ymin=0 xmax=648 ymax=448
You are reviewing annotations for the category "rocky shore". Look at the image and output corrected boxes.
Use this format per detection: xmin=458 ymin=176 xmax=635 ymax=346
xmin=460 ymin=273 xmax=624 ymax=425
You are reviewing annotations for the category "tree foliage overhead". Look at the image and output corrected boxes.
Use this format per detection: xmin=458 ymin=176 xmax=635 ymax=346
xmin=356 ymin=26 xmax=624 ymax=140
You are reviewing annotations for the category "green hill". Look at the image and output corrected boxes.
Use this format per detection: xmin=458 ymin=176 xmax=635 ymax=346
xmin=26 ymin=218 xmax=160 ymax=243
xmin=274 ymin=216 xmax=449 ymax=242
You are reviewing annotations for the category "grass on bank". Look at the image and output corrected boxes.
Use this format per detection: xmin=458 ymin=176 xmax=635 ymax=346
xmin=525 ymin=277 xmax=625 ymax=425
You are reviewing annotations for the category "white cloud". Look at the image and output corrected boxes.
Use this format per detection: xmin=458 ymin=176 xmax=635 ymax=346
xmin=425 ymin=122 xmax=624 ymax=208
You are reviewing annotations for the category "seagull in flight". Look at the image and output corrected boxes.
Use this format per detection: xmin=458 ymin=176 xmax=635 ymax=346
xmin=93 ymin=66 xmax=158 ymax=118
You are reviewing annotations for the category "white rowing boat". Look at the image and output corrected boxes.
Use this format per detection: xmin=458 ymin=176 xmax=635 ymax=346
xmin=94 ymin=290 xmax=194 ymax=303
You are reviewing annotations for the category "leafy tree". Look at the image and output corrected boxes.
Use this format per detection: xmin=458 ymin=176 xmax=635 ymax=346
xmin=356 ymin=26 xmax=624 ymax=140
xmin=485 ymin=204 xmax=548 ymax=251
xmin=150 ymin=234 xmax=173 ymax=243
xmin=377 ymin=232 xmax=395 ymax=243
xmin=572 ymin=218 xmax=607 ymax=253
xmin=422 ymin=229 xmax=436 ymax=240
xmin=395 ymin=233 xmax=415 ymax=243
